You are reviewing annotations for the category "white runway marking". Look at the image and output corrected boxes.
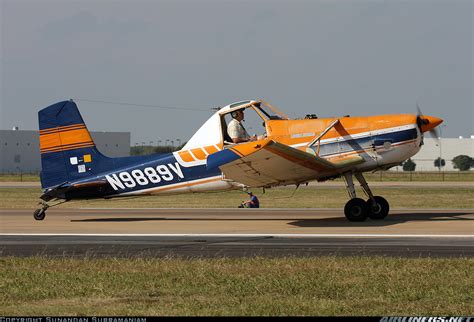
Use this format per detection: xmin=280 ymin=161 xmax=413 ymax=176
xmin=1 ymin=233 xmax=473 ymax=238
xmin=76 ymin=208 xmax=474 ymax=211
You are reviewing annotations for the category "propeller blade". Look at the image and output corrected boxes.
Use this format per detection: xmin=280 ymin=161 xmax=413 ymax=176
xmin=429 ymin=127 xmax=440 ymax=142
xmin=416 ymin=103 xmax=423 ymax=117
xmin=415 ymin=103 xmax=443 ymax=142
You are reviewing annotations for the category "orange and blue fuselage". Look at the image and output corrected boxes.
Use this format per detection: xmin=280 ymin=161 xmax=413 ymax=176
xmin=38 ymin=100 xmax=441 ymax=201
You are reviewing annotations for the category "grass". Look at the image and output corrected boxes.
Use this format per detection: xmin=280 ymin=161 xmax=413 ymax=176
xmin=0 ymin=174 xmax=41 ymax=182
xmin=0 ymin=256 xmax=472 ymax=316
xmin=1 ymin=171 xmax=473 ymax=182
xmin=1 ymin=186 xmax=473 ymax=209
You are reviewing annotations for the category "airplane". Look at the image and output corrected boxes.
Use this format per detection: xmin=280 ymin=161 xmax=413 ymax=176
xmin=33 ymin=99 xmax=442 ymax=222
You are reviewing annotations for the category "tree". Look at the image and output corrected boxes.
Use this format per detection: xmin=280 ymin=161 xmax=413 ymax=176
xmin=402 ymin=158 xmax=416 ymax=171
xmin=434 ymin=157 xmax=446 ymax=169
xmin=452 ymin=155 xmax=473 ymax=171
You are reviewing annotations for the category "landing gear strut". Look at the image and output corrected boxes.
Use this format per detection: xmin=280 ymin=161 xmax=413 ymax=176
xmin=342 ymin=172 xmax=390 ymax=222
xmin=33 ymin=199 xmax=68 ymax=221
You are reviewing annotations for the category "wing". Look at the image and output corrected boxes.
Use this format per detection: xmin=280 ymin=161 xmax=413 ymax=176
xmin=207 ymin=139 xmax=364 ymax=187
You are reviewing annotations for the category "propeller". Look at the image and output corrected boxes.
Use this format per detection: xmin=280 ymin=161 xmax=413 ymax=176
xmin=416 ymin=103 xmax=442 ymax=142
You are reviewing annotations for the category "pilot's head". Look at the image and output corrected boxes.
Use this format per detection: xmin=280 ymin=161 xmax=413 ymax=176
xmin=231 ymin=109 xmax=245 ymax=121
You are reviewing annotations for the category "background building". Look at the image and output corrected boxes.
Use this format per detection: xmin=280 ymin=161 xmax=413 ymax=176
xmin=392 ymin=137 xmax=474 ymax=171
xmin=1 ymin=129 xmax=472 ymax=173
xmin=0 ymin=129 xmax=130 ymax=173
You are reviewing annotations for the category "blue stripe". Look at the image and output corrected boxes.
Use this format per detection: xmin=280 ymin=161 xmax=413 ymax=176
xmin=317 ymin=128 xmax=417 ymax=157
xmin=206 ymin=149 xmax=241 ymax=171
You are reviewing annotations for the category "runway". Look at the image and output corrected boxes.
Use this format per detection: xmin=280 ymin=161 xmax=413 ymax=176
xmin=2 ymin=181 xmax=473 ymax=189
xmin=1 ymin=208 xmax=473 ymax=257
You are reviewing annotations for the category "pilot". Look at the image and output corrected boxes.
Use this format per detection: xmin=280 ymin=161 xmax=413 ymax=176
xmin=227 ymin=109 xmax=257 ymax=143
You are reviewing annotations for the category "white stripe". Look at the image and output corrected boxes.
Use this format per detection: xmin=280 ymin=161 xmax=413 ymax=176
xmin=187 ymin=149 xmax=198 ymax=160
xmin=323 ymin=138 xmax=417 ymax=158
xmin=1 ymin=233 xmax=473 ymax=238
xmin=290 ymin=124 xmax=417 ymax=148
xmin=173 ymin=151 xmax=207 ymax=167
xmin=116 ymin=175 xmax=223 ymax=196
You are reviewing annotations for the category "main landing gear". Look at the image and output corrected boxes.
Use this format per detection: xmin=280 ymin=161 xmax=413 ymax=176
xmin=342 ymin=172 xmax=390 ymax=222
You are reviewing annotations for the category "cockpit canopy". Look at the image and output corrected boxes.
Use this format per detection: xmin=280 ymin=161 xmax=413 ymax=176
xmin=182 ymin=100 xmax=288 ymax=150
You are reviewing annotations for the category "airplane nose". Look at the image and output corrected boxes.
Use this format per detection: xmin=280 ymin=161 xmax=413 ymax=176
xmin=419 ymin=115 xmax=443 ymax=133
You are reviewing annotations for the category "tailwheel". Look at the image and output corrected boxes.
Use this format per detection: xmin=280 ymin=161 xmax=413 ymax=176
xmin=33 ymin=208 xmax=46 ymax=221
xmin=367 ymin=196 xmax=389 ymax=220
xmin=344 ymin=198 xmax=368 ymax=222
xmin=33 ymin=201 xmax=50 ymax=221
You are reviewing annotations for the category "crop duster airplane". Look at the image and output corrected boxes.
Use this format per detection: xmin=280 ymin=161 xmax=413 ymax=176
xmin=34 ymin=99 xmax=442 ymax=222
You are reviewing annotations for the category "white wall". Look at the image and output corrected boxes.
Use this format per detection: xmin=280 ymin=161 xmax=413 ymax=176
xmin=391 ymin=137 xmax=474 ymax=171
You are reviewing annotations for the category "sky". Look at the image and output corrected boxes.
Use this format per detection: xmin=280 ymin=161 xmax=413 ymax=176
xmin=1 ymin=0 xmax=472 ymax=145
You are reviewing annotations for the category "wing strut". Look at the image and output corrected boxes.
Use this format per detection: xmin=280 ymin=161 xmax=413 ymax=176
xmin=306 ymin=119 xmax=340 ymax=156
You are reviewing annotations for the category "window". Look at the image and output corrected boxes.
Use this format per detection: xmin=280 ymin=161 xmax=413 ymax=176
xmin=223 ymin=106 xmax=267 ymax=144
xmin=230 ymin=101 xmax=251 ymax=108
xmin=254 ymin=101 xmax=288 ymax=120
xmin=14 ymin=155 xmax=21 ymax=163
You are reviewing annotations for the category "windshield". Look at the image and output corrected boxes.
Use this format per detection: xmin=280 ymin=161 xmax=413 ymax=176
xmin=253 ymin=101 xmax=289 ymax=120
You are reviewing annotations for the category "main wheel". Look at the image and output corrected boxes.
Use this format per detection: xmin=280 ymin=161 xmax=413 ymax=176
xmin=366 ymin=196 xmax=389 ymax=220
xmin=344 ymin=198 xmax=368 ymax=222
xmin=33 ymin=208 xmax=46 ymax=221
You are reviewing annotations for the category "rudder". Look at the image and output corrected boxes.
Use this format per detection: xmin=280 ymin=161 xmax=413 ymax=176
xmin=38 ymin=100 xmax=107 ymax=189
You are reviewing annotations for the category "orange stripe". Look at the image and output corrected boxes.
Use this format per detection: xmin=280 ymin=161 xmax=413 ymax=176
xmin=40 ymin=142 xmax=95 ymax=154
xmin=267 ymin=115 xmax=417 ymax=147
xmin=40 ymin=140 xmax=95 ymax=152
xmin=191 ymin=148 xmax=207 ymax=160
xmin=39 ymin=123 xmax=86 ymax=134
xmin=41 ymin=146 xmax=94 ymax=154
xmin=178 ymin=150 xmax=195 ymax=162
xmin=204 ymin=145 xmax=219 ymax=155
xmin=40 ymin=123 xmax=85 ymax=131
xmin=40 ymin=124 xmax=85 ymax=134
xmin=40 ymin=128 xmax=93 ymax=150
xmin=41 ymin=144 xmax=95 ymax=154
xmin=230 ymin=139 xmax=272 ymax=157
xmin=229 ymin=147 xmax=244 ymax=157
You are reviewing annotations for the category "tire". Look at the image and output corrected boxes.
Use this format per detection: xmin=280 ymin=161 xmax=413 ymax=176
xmin=344 ymin=198 xmax=368 ymax=222
xmin=33 ymin=208 xmax=46 ymax=221
xmin=367 ymin=196 xmax=389 ymax=220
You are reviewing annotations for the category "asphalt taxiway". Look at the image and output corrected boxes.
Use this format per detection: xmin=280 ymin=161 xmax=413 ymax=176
xmin=1 ymin=208 xmax=473 ymax=257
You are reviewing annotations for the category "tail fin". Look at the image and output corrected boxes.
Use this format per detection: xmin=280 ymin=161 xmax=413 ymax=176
xmin=38 ymin=100 xmax=108 ymax=189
